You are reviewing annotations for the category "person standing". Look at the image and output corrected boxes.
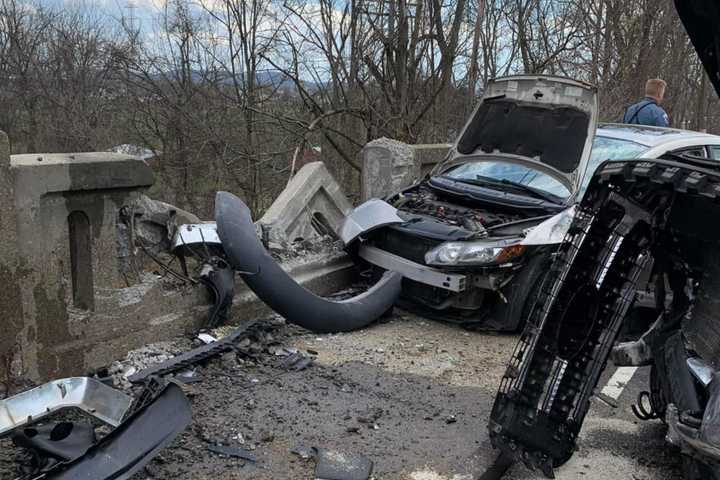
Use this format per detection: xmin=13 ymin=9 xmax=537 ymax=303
xmin=622 ymin=78 xmax=670 ymax=127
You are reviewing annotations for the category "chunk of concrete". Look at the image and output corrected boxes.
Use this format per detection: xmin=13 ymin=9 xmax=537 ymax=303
xmin=360 ymin=138 xmax=416 ymax=202
xmin=360 ymin=138 xmax=451 ymax=201
xmin=258 ymin=162 xmax=352 ymax=247
xmin=9 ymin=150 xmax=155 ymax=380
xmin=314 ymin=449 xmax=373 ymax=480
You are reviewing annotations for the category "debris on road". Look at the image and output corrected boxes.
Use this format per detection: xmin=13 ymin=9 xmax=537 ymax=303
xmin=314 ymin=449 xmax=374 ymax=480
xmin=2 ymin=378 xmax=190 ymax=480
xmin=291 ymin=444 xmax=317 ymax=460
xmin=128 ymin=321 xmax=258 ymax=383
xmin=207 ymin=444 xmax=258 ymax=462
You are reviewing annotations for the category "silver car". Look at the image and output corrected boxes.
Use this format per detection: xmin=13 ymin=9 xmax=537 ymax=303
xmin=341 ymin=77 xmax=720 ymax=331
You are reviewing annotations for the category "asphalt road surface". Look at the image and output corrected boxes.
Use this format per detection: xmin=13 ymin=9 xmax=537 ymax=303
xmin=0 ymin=311 xmax=685 ymax=480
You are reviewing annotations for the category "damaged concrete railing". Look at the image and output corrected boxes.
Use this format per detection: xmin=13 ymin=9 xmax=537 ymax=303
xmin=360 ymin=138 xmax=451 ymax=201
xmin=0 ymin=131 xmax=357 ymax=383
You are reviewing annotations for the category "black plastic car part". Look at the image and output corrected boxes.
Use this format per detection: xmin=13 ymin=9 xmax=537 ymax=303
xmin=487 ymin=159 xmax=698 ymax=477
xmin=41 ymin=381 xmax=191 ymax=480
xmin=215 ymin=191 xmax=402 ymax=333
xmin=13 ymin=422 xmax=97 ymax=475
xmin=198 ymin=257 xmax=235 ymax=329
xmin=128 ymin=321 xmax=257 ymax=383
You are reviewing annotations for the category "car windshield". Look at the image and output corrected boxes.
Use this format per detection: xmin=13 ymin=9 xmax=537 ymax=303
xmin=578 ymin=136 xmax=650 ymax=197
xmin=441 ymin=160 xmax=571 ymax=200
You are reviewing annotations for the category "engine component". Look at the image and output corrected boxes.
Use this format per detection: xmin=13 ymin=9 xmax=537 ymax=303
xmin=215 ymin=192 xmax=402 ymax=333
xmin=392 ymin=187 xmax=524 ymax=231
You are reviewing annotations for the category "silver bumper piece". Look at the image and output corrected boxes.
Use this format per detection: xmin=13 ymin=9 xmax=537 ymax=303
xmin=0 ymin=377 xmax=133 ymax=436
xmin=172 ymin=223 xmax=222 ymax=252
xmin=359 ymin=245 xmax=467 ymax=292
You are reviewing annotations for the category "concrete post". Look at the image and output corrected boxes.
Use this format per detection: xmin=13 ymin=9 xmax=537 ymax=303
xmin=360 ymin=139 xmax=452 ymax=201
xmin=0 ymin=131 xmax=25 ymax=385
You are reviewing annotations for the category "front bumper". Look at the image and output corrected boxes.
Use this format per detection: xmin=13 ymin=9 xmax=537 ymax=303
xmin=359 ymin=245 xmax=516 ymax=293
xmin=359 ymin=245 xmax=467 ymax=292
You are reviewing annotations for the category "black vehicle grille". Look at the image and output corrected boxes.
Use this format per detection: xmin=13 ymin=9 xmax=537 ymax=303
xmin=373 ymin=227 xmax=441 ymax=265
xmin=489 ymin=181 xmax=656 ymax=476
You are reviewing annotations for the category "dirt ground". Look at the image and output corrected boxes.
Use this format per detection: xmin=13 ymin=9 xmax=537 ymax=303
xmin=0 ymin=312 xmax=684 ymax=480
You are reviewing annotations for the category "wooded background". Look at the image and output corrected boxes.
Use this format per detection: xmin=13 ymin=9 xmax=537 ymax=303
xmin=1 ymin=0 xmax=717 ymax=217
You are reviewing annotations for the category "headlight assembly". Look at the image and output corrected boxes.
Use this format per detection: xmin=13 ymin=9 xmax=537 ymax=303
xmin=425 ymin=240 xmax=526 ymax=266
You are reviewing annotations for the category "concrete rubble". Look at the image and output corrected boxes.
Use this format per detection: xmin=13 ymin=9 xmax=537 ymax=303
xmin=258 ymin=161 xmax=353 ymax=249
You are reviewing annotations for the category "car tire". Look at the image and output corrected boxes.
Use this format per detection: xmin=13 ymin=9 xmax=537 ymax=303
xmin=498 ymin=253 xmax=552 ymax=332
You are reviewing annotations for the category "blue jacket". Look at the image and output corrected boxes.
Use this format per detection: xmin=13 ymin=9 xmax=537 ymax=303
xmin=622 ymin=97 xmax=670 ymax=127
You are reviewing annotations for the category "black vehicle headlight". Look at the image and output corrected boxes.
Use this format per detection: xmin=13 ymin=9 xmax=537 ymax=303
xmin=425 ymin=240 xmax=526 ymax=266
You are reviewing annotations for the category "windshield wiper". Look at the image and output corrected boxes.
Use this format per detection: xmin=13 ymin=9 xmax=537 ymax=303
xmin=494 ymin=178 xmax=563 ymax=204
xmin=448 ymin=175 xmax=562 ymax=204
xmin=440 ymin=175 xmax=563 ymax=205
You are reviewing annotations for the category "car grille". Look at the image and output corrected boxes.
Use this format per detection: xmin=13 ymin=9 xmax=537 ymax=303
xmin=372 ymin=227 xmax=441 ymax=265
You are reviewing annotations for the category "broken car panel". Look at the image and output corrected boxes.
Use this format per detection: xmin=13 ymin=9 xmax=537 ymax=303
xmin=42 ymin=381 xmax=191 ymax=479
xmin=342 ymin=75 xmax=598 ymax=330
xmin=488 ymin=157 xmax=720 ymax=479
xmin=0 ymin=377 xmax=133 ymax=436
xmin=2 ymin=378 xmax=190 ymax=480
xmin=216 ymin=191 xmax=402 ymax=334
xmin=338 ymin=198 xmax=405 ymax=246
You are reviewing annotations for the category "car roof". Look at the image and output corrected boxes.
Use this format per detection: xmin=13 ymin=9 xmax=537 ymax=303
xmin=597 ymin=123 xmax=720 ymax=147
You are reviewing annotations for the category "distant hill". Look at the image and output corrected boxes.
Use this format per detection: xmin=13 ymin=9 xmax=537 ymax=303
xmin=148 ymin=68 xmax=324 ymax=94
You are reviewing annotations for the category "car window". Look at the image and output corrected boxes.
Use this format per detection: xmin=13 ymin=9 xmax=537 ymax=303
xmin=443 ymin=161 xmax=571 ymax=199
xmin=711 ymin=146 xmax=720 ymax=160
xmin=579 ymin=136 xmax=650 ymax=197
xmin=670 ymin=146 xmax=708 ymax=158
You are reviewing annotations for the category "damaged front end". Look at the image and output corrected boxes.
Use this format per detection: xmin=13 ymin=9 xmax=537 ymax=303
xmin=487 ymin=159 xmax=720 ymax=476
xmin=1 ymin=377 xmax=191 ymax=479
xmin=343 ymin=192 xmax=556 ymax=330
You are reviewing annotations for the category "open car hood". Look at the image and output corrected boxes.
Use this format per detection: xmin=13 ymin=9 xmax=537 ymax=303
xmin=675 ymin=0 xmax=720 ymax=97
xmin=442 ymin=75 xmax=598 ymax=194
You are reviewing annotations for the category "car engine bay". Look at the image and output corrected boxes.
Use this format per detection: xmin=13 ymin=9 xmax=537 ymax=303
xmin=388 ymin=185 xmax=532 ymax=235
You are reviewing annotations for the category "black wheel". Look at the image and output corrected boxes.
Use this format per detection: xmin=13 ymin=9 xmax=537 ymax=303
xmin=496 ymin=253 xmax=552 ymax=332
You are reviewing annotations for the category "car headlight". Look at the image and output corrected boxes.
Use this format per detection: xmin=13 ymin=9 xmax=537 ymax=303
xmin=425 ymin=241 xmax=526 ymax=266
xmin=521 ymin=206 xmax=576 ymax=246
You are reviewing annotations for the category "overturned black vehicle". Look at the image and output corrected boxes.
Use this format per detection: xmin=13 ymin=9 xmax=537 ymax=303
xmin=487 ymin=2 xmax=720 ymax=477
xmin=342 ymin=76 xmax=597 ymax=330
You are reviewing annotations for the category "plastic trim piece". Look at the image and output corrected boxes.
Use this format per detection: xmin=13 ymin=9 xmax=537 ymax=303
xmin=42 ymin=382 xmax=191 ymax=480
xmin=216 ymin=192 xmax=402 ymax=333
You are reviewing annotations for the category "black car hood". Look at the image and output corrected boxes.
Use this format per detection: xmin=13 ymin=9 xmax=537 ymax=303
xmin=675 ymin=0 xmax=720 ymax=97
